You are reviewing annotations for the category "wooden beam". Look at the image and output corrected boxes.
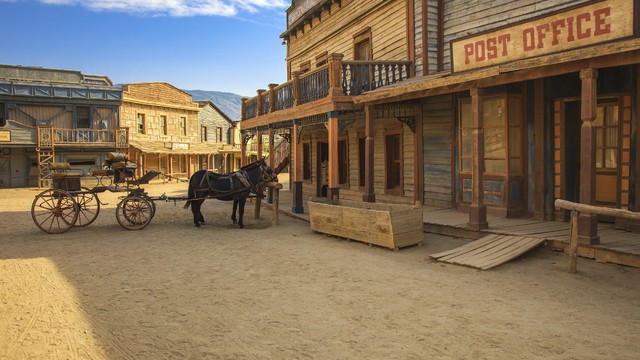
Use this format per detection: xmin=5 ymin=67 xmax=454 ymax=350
xmin=363 ymin=105 xmax=375 ymax=202
xmin=468 ymin=86 xmax=488 ymax=231
xmin=578 ymin=68 xmax=599 ymax=245
xmin=533 ymin=79 xmax=545 ymax=219
xmin=413 ymin=103 xmax=424 ymax=204
xmin=327 ymin=115 xmax=339 ymax=202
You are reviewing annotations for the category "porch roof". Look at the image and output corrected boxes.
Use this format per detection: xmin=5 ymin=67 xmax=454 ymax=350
xmin=129 ymin=140 xmax=222 ymax=155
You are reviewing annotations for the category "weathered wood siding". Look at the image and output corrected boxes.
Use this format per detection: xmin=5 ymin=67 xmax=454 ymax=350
xmin=8 ymin=105 xmax=72 ymax=128
xmin=425 ymin=0 xmax=439 ymax=73
xmin=414 ymin=0 xmax=424 ymax=75
xmin=287 ymin=0 xmax=408 ymax=74
xmin=422 ymin=95 xmax=453 ymax=207
xmin=300 ymin=115 xmax=415 ymax=204
xmin=441 ymin=0 xmax=592 ymax=71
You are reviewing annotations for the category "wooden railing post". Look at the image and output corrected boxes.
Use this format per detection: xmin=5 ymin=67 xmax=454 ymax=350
xmin=568 ymin=210 xmax=579 ymax=273
xmin=241 ymin=98 xmax=247 ymax=120
xmin=268 ymin=84 xmax=277 ymax=113
xmin=292 ymin=71 xmax=302 ymax=106
xmin=256 ymin=89 xmax=265 ymax=116
xmin=328 ymin=53 xmax=344 ymax=97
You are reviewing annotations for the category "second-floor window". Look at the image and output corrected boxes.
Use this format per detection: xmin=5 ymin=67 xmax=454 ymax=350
xmin=179 ymin=117 xmax=186 ymax=136
xmin=216 ymin=127 xmax=223 ymax=142
xmin=201 ymin=126 xmax=207 ymax=142
xmin=160 ymin=115 xmax=167 ymax=135
xmin=354 ymin=28 xmax=372 ymax=61
xmin=0 ymin=102 xmax=5 ymax=127
xmin=136 ymin=113 xmax=145 ymax=134
xmin=77 ymin=106 xmax=90 ymax=128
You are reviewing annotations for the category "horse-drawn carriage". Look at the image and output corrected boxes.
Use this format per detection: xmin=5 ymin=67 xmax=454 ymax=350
xmin=31 ymin=153 xmax=280 ymax=234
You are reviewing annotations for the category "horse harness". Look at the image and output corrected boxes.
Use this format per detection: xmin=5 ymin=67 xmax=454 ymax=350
xmin=197 ymin=169 xmax=260 ymax=197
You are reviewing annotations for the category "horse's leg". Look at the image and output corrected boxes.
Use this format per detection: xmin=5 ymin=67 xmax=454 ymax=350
xmin=192 ymin=199 xmax=205 ymax=227
xmin=231 ymin=199 xmax=238 ymax=224
xmin=198 ymin=199 xmax=205 ymax=225
xmin=237 ymin=197 xmax=246 ymax=229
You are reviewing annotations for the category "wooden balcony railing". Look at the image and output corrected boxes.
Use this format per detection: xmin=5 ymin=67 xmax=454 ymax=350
xmin=53 ymin=128 xmax=116 ymax=144
xmin=241 ymin=53 xmax=412 ymax=120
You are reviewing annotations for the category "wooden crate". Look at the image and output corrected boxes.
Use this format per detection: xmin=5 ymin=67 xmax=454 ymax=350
xmin=308 ymin=198 xmax=424 ymax=250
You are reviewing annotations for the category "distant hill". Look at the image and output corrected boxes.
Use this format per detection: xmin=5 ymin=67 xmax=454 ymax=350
xmin=184 ymin=89 xmax=243 ymax=121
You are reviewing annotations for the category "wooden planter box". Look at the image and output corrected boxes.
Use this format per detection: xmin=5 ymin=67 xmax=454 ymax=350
xmin=308 ymin=198 xmax=424 ymax=250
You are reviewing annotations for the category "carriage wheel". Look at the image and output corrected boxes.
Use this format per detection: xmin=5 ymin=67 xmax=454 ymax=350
xmin=142 ymin=195 xmax=156 ymax=221
xmin=31 ymin=189 xmax=78 ymax=234
xmin=74 ymin=187 xmax=100 ymax=227
xmin=116 ymin=195 xmax=153 ymax=230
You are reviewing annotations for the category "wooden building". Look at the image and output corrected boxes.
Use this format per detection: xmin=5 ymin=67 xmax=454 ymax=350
xmin=240 ymin=0 xmax=640 ymax=243
xmin=0 ymin=64 xmax=125 ymax=187
xmin=121 ymin=83 xmax=221 ymax=181
xmin=196 ymin=100 xmax=240 ymax=173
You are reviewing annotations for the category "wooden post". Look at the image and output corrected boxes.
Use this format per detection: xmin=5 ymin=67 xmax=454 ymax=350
xmin=413 ymin=103 xmax=424 ymax=204
xmin=534 ymin=79 xmax=546 ymax=219
xmin=240 ymin=133 xmax=247 ymax=167
xmin=168 ymin=154 xmax=173 ymax=181
xmin=268 ymin=84 xmax=277 ymax=113
xmin=292 ymin=71 xmax=302 ymax=106
xmin=254 ymin=196 xmax=262 ymax=219
xmin=267 ymin=127 xmax=275 ymax=204
xmin=363 ymin=105 xmax=375 ymax=202
xmin=568 ymin=210 xmax=579 ymax=273
xmin=327 ymin=113 xmax=340 ymax=203
xmin=468 ymin=86 xmax=488 ymax=230
xmin=328 ymin=53 xmax=345 ymax=98
xmin=256 ymin=89 xmax=265 ymax=116
xmin=578 ymin=68 xmax=600 ymax=244
xmin=256 ymin=129 xmax=263 ymax=160
xmin=292 ymin=121 xmax=304 ymax=213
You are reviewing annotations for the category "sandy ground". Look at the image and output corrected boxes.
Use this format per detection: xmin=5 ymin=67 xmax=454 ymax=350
xmin=1 ymin=182 xmax=640 ymax=359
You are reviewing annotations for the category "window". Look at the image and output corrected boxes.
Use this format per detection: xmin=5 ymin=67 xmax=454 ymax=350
xmin=303 ymin=143 xmax=311 ymax=180
xmin=179 ymin=117 xmax=186 ymax=136
xmin=216 ymin=127 xmax=223 ymax=142
xmin=459 ymin=94 xmax=522 ymax=175
xmin=316 ymin=52 xmax=328 ymax=67
xmin=136 ymin=113 xmax=145 ymax=134
xmin=160 ymin=115 xmax=167 ymax=135
xmin=0 ymin=102 xmax=5 ymax=127
xmin=353 ymin=28 xmax=372 ymax=61
xmin=385 ymin=131 xmax=402 ymax=192
xmin=179 ymin=155 xmax=187 ymax=173
xmin=358 ymin=136 xmax=366 ymax=187
xmin=76 ymin=106 xmax=90 ymax=128
xmin=201 ymin=126 xmax=208 ymax=142
xmin=595 ymin=104 xmax=619 ymax=169
xmin=338 ymin=140 xmax=348 ymax=185
xmin=299 ymin=61 xmax=311 ymax=72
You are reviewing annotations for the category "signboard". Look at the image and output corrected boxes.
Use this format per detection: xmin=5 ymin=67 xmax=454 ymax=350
xmin=451 ymin=0 xmax=635 ymax=73
xmin=287 ymin=0 xmax=323 ymax=27
xmin=172 ymin=143 xmax=189 ymax=150
xmin=0 ymin=131 xmax=10 ymax=142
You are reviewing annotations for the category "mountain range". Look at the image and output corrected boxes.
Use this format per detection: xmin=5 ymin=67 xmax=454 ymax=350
xmin=184 ymin=89 xmax=244 ymax=121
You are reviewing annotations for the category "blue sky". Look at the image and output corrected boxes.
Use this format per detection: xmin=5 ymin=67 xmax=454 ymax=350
xmin=0 ymin=0 xmax=289 ymax=97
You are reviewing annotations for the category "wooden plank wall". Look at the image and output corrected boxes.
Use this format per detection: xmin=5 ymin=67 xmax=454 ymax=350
xmin=425 ymin=0 xmax=439 ymax=74
xmin=413 ymin=0 xmax=424 ymax=75
xmin=287 ymin=0 xmax=407 ymax=73
xmin=300 ymin=116 xmax=415 ymax=205
xmin=441 ymin=0 xmax=591 ymax=71
xmin=422 ymin=95 xmax=453 ymax=207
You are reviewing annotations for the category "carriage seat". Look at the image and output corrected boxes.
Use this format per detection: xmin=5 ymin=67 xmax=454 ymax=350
xmin=48 ymin=162 xmax=85 ymax=177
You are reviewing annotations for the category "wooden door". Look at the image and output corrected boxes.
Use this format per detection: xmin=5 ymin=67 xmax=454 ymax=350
xmin=0 ymin=156 xmax=10 ymax=188
xmin=317 ymin=142 xmax=328 ymax=197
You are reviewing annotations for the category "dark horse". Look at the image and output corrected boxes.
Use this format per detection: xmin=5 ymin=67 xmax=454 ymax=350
xmin=183 ymin=159 xmax=278 ymax=228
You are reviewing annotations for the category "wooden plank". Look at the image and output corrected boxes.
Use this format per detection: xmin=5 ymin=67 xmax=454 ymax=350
xmin=438 ymin=235 xmax=516 ymax=262
xmin=477 ymin=237 xmax=545 ymax=270
xmin=430 ymin=233 xmax=502 ymax=259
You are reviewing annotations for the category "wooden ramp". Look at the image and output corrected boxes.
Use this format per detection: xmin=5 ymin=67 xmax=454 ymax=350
xmin=430 ymin=234 xmax=545 ymax=270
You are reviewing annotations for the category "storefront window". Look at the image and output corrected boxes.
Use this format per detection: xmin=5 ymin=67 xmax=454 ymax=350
xmin=595 ymin=105 xmax=619 ymax=169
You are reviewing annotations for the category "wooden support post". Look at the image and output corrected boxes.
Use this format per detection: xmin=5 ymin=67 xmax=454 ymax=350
xmin=568 ymin=210 xmax=579 ymax=274
xmin=578 ymin=68 xmax=600 ymax=245
xmin=468 ymin=86 xmax=488 ymax=231
xmin=292 ymin=121 xmax=304 ymax=213
xmin=256 ymin=129 xmax=263 ymax=160
xmin=327 ymin=114 xmax=340 ymax=203
xmin=168 ymin=154 xmax=173 ymax=181
xmin=363 ymin=105 xmax=375 ymax=202
xmin=268 ymin=84 xmax=277 ymax=113
xmin=534 ymin=79 xmax=546 ymax=219
xmin=256 ymin=89 xmax=265 ymax=116
xmin=240 ymin=135 xmax=247 ymax=167
xmin=328 ymin=53 xmax=345 ymax=98
xmin=267 ymin=128 xmax=275 ymax=204
xmin=254 ymin=197 xmax=262 ymax=219
xmin=413 ymin=103 xmax=424 ymax=204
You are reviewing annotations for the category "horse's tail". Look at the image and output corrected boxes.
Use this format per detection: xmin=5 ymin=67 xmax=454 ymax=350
xmin=183 ymin=177 xmax=193 ymax=209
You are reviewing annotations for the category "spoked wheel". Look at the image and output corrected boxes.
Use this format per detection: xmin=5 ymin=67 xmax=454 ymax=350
xmin=74 ymin=187 xmax=100 ymax=227
xmin=142 ymin=195 xmax=156 ymax=221
xmin=31 ymin=189 xmax=79 ymax=234
xmin=116 ymin=195 xmax=153 ymax=230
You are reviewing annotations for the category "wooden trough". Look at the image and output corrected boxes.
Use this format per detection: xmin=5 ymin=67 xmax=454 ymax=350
xmin=308 ymin=197 xmax=424 ymax=250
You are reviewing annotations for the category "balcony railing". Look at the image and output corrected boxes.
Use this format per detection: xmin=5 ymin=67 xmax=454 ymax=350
xmin=53 ymin=128 xmax=116 ymax=144
xmin=241 ymin=53 xmax=412 ymax=120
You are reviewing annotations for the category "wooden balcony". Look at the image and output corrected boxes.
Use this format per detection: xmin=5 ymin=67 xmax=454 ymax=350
xmin=37 ymin=126 xmax=129 ymax=149
xmin=241 ymin=53 xmax=411 ymax=129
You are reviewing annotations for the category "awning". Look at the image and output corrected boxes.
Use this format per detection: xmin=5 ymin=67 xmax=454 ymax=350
xmin=129 ymin=139 xmax=223 ymax=155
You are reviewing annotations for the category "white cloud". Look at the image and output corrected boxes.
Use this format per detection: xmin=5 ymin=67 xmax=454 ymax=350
xmin=38 ymin=0 xmax=288 ymax=17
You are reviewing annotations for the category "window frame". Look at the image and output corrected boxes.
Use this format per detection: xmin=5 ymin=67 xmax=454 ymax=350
xmin=136 ymin=113 xmax=145 ymax=134
xmin=160 ymin=115 xmax=167 ymax=136
xmin=179 ymin=116 xmax=187 ymax=136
